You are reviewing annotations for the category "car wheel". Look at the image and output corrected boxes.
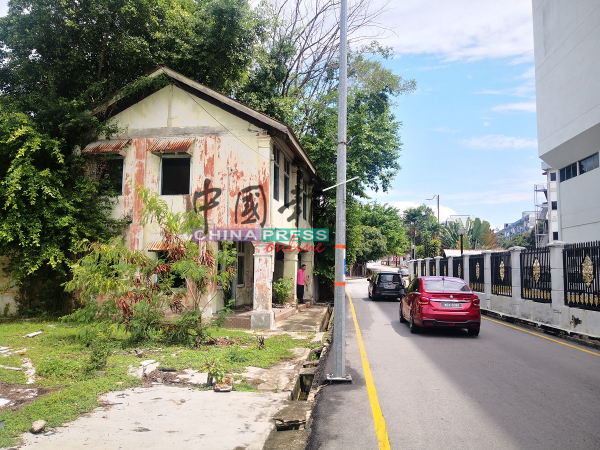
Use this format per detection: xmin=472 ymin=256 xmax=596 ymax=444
xmin=468 ymin=327 xmax=480 ymax=336
xmin=409 ymin=311 xmax=419 ymax=334
xmin=399 ymin=305 xmax=407 ymax=323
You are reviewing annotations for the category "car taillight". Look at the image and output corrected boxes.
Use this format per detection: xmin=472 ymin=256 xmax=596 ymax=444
xmin=419 ymin=296 xmax=430 ymax=305
xmin=471 ymin=297 xmax=480 ymax=306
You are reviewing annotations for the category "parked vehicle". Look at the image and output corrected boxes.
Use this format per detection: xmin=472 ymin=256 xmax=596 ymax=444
xmin=400 ymin=276 xmax=481 ymax=335
xmin=399 ymin=268 xmax=410 ymax=288
xmin=368 ymin=272 xmax=404 ymax=300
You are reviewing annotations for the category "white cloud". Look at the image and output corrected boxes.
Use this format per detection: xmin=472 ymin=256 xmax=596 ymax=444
xmin=483 ymin=122 xmax=490 ymax=126
xmin=492 ymin=101 xmax=537 ymax=113
xmin=369 ymin=0 xmax=534 ymax=61
xmin=459 ymin=134 xmax=537 ymax=150
xmin=385 ymin=201 xmax=458 ymax=223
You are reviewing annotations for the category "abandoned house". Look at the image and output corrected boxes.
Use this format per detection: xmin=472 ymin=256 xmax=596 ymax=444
xmin=82 ymin=67 xmax=319 ymax=329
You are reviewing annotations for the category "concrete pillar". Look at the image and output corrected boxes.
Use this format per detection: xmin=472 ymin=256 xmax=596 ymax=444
xmin=463 ymin=255 xmax=470 ymax=285
xmin=251 ymin=242 xmax=274 ymax=329
xmin=417 ymin=259 xmax=423 ymax=277
xmin=509 ymin=246 xmax=525 ymax=317
xmin=434 ymin=256 xmax=441 ymax=277
xmin=283 ymin=250 xmax=299 ymax=302
xmin=425 ymin=257 xmax=432 ymax=276
xmin=483 ymin=250 xmax=492 ymax=309
xmin=448 ymin=256 xmax=454 ymax=277
xmin=548 ymin=241 xmax=566 ymax=325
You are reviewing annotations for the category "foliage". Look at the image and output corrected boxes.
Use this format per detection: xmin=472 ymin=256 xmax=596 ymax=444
xmin=202 ymin=358 xmax=227 ymax=385
xmin=499 ymin=229 xmax=536 ymax=250
xmin=359 ymin=202 xmax=408 ymax=256
xmin=0 ymin=320 xmax=315 ymax=447
xmin=355 ymin=225 xmax=388 ymax=263
xmin=272 ymin=276 xmax=294 ymax=304
xmin=440 ymin=217 xmax=495 ymax=251
xmin=63 ymin=185 xmax=237 ymax=343
xmin=402 ymin=205 xmax=441 ymax=257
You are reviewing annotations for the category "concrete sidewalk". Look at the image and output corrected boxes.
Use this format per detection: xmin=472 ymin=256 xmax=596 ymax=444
xmin=15 ymin=305 xmax=330 ymax=450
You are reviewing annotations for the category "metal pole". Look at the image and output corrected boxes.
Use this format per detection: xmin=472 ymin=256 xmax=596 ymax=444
xmin=329 ymin=0 xmax=351 ymax=382
xmin=437 ymin=195 xmax=440 ymax=224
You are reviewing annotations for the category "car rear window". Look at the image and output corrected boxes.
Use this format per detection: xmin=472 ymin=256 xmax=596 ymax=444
xmin=379 ymin=274 xmax=400 ymax=282
xmin=424 ymin=279 xmax=470 ymax=292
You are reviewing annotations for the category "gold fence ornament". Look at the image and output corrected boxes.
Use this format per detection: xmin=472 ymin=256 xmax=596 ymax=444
xmin=533 ymin=259 xmax=541 ymax=283
xmin=582 ymin=255 xmax=594 ymax=287
xmin=499 ymin=260 xmax=505 ymax=281
xmin=476 ymin=262 xmax=480 ymax=280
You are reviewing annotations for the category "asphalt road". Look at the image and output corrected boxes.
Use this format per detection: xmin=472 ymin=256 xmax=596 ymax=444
xmin=307 ymin=277 xmax=600 ymax=450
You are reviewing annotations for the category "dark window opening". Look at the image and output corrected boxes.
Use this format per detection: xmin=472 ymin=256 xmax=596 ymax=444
xmin=236 ymin=242 xmax=245 ymax=286
xmin=579 ymin=153 xmax=599 ymax=175
xmin=550 ymin=172 xmax=556 ymax=181
xmin=551 ymin=201 xmax=557 ymax=210
xmin=284 ymin=158 xmax=290 ymax=207
xmin=273 ymin=148 xmax=280 ymax=201
xmin=161 ymin=157 xmax=190 ymax=195
xmin=553 ymin=232 xmax=559 ymax=241
xmin=104 ymin=158 xmax=124 ymax=195
xmin=559 ymin=162 xmax=577 ymax=182
xmin=156 ymin=251 xmax=185 ymax=288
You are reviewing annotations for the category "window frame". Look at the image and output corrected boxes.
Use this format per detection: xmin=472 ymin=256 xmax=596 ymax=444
xmin=236 ymin=241 xmax=245 ymax=287
xmin=579 ymin=152 xmax=599 ymax=175
xmin=160 ymin=154 xmax=192 ymax=195
xmin=284 ymin=157 xmax=291 ymax=207
xmin=559 ymin=162 xmax=577 ymax=183
xmin=273 ymin=147 xmax=280 ymax=201
xmin=104 ymin=156 xmax=125 ymax=196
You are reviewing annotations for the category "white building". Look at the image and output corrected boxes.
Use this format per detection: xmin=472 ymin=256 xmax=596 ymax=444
xmin=533 ymin=0 xmax=600 ymax=243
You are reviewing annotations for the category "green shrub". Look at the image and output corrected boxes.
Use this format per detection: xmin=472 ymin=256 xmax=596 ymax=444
xmin=272 ymin=276 xmax=294 ymax=304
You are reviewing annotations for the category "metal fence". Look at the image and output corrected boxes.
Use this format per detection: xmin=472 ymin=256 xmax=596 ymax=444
xmin=429 ymin=259 xmax=436 ymax=276
xmin=439 ymin=258 xmax=449 ymax=277
xmin=413 ymin=262 xmax=418 ymax=278
xmin=421 ymin=260 xmax=427 ymax=276
xmin=521 ymin=248 xmax=551 ymax=302
xmin=469 ymin=254 xmax=485 ymax=292
xmin=564 ymin=241 xmax=600 ymax=311
xmin=453 ymin=257 xmax=464 ymax=279
xmin=492 ymin=251 xmax=512 ymax=297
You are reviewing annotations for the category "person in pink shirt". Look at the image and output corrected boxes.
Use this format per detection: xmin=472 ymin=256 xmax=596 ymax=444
xmin=297 ymin=264 xmax=307 ymax=304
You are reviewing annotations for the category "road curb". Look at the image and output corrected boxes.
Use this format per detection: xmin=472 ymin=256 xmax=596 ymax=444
xmin=481 ymin=308 xmax=600 ymax=351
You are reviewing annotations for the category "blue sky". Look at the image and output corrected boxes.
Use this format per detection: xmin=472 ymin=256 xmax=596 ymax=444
xmin=0 ymin=0 xmax=542 ymax=229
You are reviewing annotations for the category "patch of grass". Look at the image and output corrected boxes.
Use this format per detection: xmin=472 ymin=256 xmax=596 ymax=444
xmin=0 ymin=320 xmax=317 ymax=447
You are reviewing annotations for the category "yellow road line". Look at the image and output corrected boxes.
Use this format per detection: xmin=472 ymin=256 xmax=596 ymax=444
xmin=347 ymin=292 xmax=391 ymax=450
xmin=483 ymin=316 xmax=600 ymax=357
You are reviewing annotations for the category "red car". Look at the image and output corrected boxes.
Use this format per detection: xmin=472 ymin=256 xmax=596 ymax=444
xmin=400 ymin=276 xmax=481 ymax=336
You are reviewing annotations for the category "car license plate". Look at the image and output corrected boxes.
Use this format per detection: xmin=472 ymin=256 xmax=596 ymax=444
xmin=441 ymin=302 xmax=462 ymax=308
xmin=385 ymin=283 xmax=395 ymax=289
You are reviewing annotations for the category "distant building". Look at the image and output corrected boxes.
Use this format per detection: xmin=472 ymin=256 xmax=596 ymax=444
xmin=498 ymin=212 xmax=536 ymax=240
xmin=533 ymin=0 xmax=600 ymax=243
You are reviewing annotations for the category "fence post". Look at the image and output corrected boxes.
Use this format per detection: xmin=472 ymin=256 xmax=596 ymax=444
xmin=483 ymin=250 xmax=492 ymax=309
xmin=417 ymin=259 xmax=423 ymax=277
xmin=547 ymin=241 xmax=566 ymax=326
xmin=434 ymin=256 xmax=441 ymax=277
xmin=425 ymin=257 xmax=431 ymax=276
xmin=509 ymin=246 xmax=526 ymax=316
xmin=463 ymin=255 xmax=470 ymax=285
xmin=448 ymin=256 xmax=454 ymax=277
xmin=408 ymin=260 xmax=414 ymax=279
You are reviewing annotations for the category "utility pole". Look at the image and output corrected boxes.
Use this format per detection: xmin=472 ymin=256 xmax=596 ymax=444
xmin=328 ymin=0 xmax=351 ymax=382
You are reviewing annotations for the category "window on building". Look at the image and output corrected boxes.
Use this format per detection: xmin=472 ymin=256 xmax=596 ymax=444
xmin=553 ymin=232 xmax=559 ymax=241
xmin=579 ymin=152 xmax=599 ymax=175
xmin=550 ymin=172 xmax=556 ymax=182
xmin=284 ymin=158 xmax=290 ymax=207
xmin=273 ymin=148 xmax=280 ymax=201
xmin=559 ymin=162 xmax=577 ymax=182
xmin=551 ymin=201 xmax=557 ymax=210
xmin=302 ymin=179 xmax=307 ymax=220
xmin=104 ymin=157 xmax=124 ymax=195
xmin=161 ymin=156 xmax=191 ymax=195
xmin=236 ymin=242 xmax=245 ymax=286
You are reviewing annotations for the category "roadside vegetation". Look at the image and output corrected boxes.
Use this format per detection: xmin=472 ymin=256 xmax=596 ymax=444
xmin=0 ymin=319 xmax=316 ymax=447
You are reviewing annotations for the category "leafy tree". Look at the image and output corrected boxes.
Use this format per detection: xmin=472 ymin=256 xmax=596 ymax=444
xmin=500 ymin=229 xmax=535 ymax=250
xmin=359 ymin=202 xmax=407 ymax=256
xmin=355 ymin=225 xmax=387 ymax=264
xmin=0 ymin=0 xmax=265 ymax=313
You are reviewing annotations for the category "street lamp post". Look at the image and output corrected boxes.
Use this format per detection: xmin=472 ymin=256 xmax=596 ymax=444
xmin=426 ymin=195 xmax=440 ymax=224
xmin=411 ymin=244 xmax=416 ymax=260
xmin=458 ymin=227 xmax=465 ymax=256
